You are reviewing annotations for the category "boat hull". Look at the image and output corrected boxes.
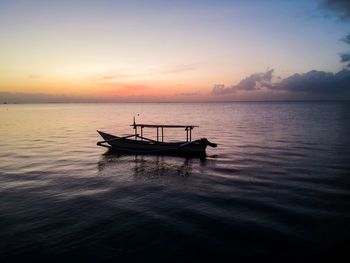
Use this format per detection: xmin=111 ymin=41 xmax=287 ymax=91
xmin=97 ymin=131 xmax=208 ymax=155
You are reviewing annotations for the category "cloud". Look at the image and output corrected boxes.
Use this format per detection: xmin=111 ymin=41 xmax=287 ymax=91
xmin=97 ymin=74 xmax=126 ymax=80
xmin=340 ymin=33 xmax=350 ymax=68
xmin=90 ymin=72 xmax=137 ymax=81
xmin=100 ymin=82 xmax=149 ymax=90
xmin=340 ymin=53 xmax=350 ymax=67
xmin=235 ymin=69 xmax=274 ymax=90
xmin=321 ymin=0 xmax=350 ymax=20
xmin=277 ymin=69 xmax=350 ymax=95
xmin=341 ymin=33 xmax=350 ymax=45
xmin=211 ymin=69 xmax=350 ymax=99
xmin=175 ymin=92 xmax=198 ymax=96
xmin=28 ymin=74 xmax=40 ymax=79
xmin=159 ymin=64 xmax=197 ymax=75
xmin=211 ymin=69 xmax=274 ymax=95
xmin=319 ymin=1 xmax=350 ymax=67
xmin=99 ymin=82 xmax=153 ymax=96
xmin=91 ymin=63 xmax=198 ymax=82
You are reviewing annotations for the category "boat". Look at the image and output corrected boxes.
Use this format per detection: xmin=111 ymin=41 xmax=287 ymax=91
xmin=97 ymin=118 xmax=217 ymax=156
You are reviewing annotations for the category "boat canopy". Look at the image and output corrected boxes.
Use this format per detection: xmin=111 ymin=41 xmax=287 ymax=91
xmin=131 ymin=123 xmax=198 ymax=129
xmin=131 ymin=119 xmax=198 ymax=142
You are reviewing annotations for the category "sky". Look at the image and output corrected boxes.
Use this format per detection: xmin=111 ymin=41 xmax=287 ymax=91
xmin=0 ymin=0 xmax=349 ymax=102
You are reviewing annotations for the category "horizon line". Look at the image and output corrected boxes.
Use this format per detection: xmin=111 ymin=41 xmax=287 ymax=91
xmin=2 ymin=99 xmax=350 ymax=105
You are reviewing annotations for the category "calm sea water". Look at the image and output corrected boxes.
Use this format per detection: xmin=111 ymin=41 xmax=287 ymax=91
xmin=0 ymin=102 xmax=350 ymax=262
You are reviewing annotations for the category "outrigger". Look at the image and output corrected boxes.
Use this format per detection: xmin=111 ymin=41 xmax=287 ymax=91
xmin=97 ymin=118 xmax=217 ymax=156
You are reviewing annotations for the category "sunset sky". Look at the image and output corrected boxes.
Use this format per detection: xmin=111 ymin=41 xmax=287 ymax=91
xmin=0 ymin=0 xmax=349 ymax=102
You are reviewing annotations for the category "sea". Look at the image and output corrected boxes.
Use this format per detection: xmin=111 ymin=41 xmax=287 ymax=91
xmin=0 ymin=102 xmax=349 ymax=262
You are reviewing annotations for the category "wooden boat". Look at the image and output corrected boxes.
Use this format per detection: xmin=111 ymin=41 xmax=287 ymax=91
xmin=97 ymin=119 xmax=217 ymax=156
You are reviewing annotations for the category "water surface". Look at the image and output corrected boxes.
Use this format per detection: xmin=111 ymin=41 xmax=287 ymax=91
xmin=0 ymin=102 xmax=350 ymax=262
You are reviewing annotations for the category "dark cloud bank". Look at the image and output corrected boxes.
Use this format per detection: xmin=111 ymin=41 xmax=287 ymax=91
xmin=212 ymin=0 xmax=350 ymax=101
xmin=321 ymin=1 xmax=350 ymax=68
xmin=321 ymin=0 xmax=350 ymax=20
xmin=212 ymin=0 xmax=350 ymax=100
xmin=212 ymin=69 xmax=350 ymax=100
xmin=340 ymin=33 xmax=350 ymax=68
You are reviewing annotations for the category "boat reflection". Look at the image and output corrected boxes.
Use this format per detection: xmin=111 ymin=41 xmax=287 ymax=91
xmin=97 ymin=149 xmax=209 ymax=179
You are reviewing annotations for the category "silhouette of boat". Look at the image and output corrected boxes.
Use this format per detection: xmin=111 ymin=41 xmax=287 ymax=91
xmin=97 ymin=118 xmax=217 ymax=156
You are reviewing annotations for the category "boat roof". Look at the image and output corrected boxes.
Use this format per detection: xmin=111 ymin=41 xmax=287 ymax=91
xmin=131 ymin=123 xmax=198 ymax=129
